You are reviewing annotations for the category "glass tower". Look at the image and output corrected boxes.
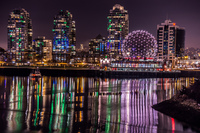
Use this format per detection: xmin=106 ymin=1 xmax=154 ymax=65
xmin=7 ymin=8 xmax=33 ymax=62
xmin=52 ymin=10 xmax=76 ymax=63
xmin=107 ymin=4 xmax=129 ymax=58
xmin=157 ymin=20 xmax=185 ymax=62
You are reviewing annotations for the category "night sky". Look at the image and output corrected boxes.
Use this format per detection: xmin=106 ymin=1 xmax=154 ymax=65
xmin=0 ymin=0 xmax=200 ymax=49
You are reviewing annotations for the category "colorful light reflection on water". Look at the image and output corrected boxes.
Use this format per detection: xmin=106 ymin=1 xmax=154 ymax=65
xmin=0 ymin=76 xmax=197 ymax=133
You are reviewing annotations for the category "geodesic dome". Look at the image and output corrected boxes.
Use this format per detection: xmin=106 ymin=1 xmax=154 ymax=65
xmin=122 ymin=30 xmax=157 ymax=58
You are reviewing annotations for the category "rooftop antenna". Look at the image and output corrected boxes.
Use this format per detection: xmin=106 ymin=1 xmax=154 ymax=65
xmin=166 ymin=13 xmax=168 ymax=20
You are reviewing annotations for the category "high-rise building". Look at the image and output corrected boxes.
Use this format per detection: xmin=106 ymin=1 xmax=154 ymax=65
xmin=157 ymin=20 xmax=185 ymax=62
xmin=107 ymin=4 xmax=129 ymax=57
xmin=52 ymin=10 xmax=76 ymax=62
xmin=89 ymin=34 xmax=107 ymax=63
xmin=70 ymin=21 xmax=76 ymax=56
xmin=33 ymin=36 xmax=52 ymax=61
xmin=7 ymin=8 xmax=33 ymax=62
xmin=80 ymin=44 xmax=84 ymax=51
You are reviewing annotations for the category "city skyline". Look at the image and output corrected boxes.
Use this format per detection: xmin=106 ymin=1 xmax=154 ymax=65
xmin=0 ymin=0 xmax=200 ymax=49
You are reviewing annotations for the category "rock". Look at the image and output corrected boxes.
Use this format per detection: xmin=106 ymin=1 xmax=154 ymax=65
xmin=152 ymin=80 xmax=200 ymax=131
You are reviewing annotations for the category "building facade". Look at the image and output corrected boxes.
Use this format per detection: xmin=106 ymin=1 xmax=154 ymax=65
xmin=80 ymin=44 xmax=84 ymax=51
xmin=71 ymin=21 xmax=76 ymax=55
xmin=107 ymin=4 xmax=129 ymax=57
xmin=52 ymin=10 xmax=76 ymax=62
xmin=7 ymin=8 xmax=33 ymax=62
xmin=33 ymin=36 xmax=52 ymax=61
xmin=89 ymin=34 xmax=107 ymax=63
xmin=157 ymin=20 xmax=185 ymax=62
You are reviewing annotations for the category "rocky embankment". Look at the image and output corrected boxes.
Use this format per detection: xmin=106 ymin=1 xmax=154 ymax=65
xmin=152 ymin=79 xmax=200 ymax=129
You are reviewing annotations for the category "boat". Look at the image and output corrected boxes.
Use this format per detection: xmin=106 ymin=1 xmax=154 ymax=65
xmin=30 ymin=67 xmax=41 ymax=78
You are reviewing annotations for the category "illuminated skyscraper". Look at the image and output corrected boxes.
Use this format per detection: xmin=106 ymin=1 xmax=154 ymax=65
xmin=157 ymin=20 xmax=185 ymax=62
xmin=107 ymin=4 xmax=129 ymax=57
xmin=33 ymin=36 xmax=52 ymax=61
xmin=7 ymin=8 xmax=33 ymax=62
xmin=70 ymin=21 xmax=76 ymax=56
xmin=80 ymin=44 xmax=84 ymax=51
xmin=52 ymin=10 xmax=76 ymax=62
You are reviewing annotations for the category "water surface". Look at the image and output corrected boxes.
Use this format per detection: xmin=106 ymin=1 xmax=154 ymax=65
xmin=0 ymin=76 xmax=197 ymax=133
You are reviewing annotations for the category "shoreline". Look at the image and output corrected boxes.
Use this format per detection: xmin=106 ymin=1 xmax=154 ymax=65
xmin=152 ymin=80 xmax=200 ymax=131
xmin=0 ymin=67 xmax=182 ymax=78
xmin=152 ymin=99 xmax=200 ymax=131
xmin=0 ymin=66 xmax=200 ymax=78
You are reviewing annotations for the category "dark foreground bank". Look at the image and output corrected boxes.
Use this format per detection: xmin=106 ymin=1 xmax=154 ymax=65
xmin=152 ymin=80 xmax=200 ymax=131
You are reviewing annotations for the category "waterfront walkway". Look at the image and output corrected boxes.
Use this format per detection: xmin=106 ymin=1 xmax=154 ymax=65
xmin=0 ymin=66 xmax=90 ymax=70
xmin=0 ymin=66 xmax=199 ymax=78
